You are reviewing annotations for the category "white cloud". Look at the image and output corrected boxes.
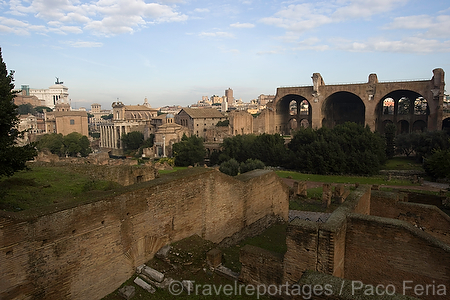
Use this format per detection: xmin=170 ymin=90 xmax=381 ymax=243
xmin=65 ymin=40 xmax=104 ymax=47
xmin=385 ymin=14 xmax=450 ymax=38
xmin=332 ymin=0 xmax=408 ymax=20
xmin=230 ymin=22 xmax=254 ymax=28
xmin=2 ymin=0 xmax=188 ymax=36
xmin=293 ymin=37 xmax=329 ymax=51
xmin=199 ymin=31 xmax=235 ymax=38
xmin=194 ymin=8 xmax=209 ymax=13
xmin=334 ymin=36 xmax=450 ymax=53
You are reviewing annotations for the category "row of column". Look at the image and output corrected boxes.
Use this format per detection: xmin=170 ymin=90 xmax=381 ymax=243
xmin=100 ymin=124 xmax=117 ymax=148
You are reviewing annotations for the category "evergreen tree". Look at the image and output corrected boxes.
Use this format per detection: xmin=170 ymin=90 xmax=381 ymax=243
xmin=0 ymin=48 xmax=37 ymax=177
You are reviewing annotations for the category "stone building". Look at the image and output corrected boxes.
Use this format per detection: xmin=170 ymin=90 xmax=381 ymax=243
xmin=152 ymin=114 xmax=190 ymax=157
xmin=175 ymin=107 xmax=226 ymax=139
xmin=44 ymin=102 xmax=89 ymax=136
xmin=14 ymin=88 xmax=43 ymax=107
xmin=26 ymin=79 xmax=69 ymax=109
xmin=99 ymin=100 xmax=158 ymax=150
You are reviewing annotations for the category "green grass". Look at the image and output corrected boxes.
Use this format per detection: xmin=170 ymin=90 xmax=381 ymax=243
xmin=158 ymin=166 xmax=188 ymax=175
xmin=275 ymin=170 xmax=416 ymax=186
xmin=0 ymin=166 xmax=120 ymax=212
xmin=382 ymin=156 xmax=423 ymax=171
xmin=220 ymin=223 xmax=287 ymax=274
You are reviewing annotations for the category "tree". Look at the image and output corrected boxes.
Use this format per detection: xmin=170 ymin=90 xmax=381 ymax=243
xmin=35 ymin=106 xmax=52 ymax=113
xmin=384 ymin=123 xmax=396 ymax=159
xmin=0 ymin=48 xmax=37 ymax=177
xmin=121 ymin=131 xmax=144 ymax=151
xmin=63 ymin=132 xmax=91 ymax=157
xmin=17 ymin=103 xmax=36 ymax=115
xmin=172 ymin=134 xmax=205 ymax=166
xmin=101 ymin=114 xmax=113 ymax=120
xmin=36 ymin=132 xmax=91 ymax=157
xmin=36 ymin=133 xmax=65 ymax=156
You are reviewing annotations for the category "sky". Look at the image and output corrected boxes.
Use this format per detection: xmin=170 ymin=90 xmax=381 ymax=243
xmin=1 ymin=0 xmax=450 ymax=110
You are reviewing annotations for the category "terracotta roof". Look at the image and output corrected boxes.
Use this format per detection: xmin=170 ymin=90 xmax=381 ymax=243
xmin=125 ymin=105 xmax=157 ymax=111
xmin=179 ymin=107 xmax=225 ymax=119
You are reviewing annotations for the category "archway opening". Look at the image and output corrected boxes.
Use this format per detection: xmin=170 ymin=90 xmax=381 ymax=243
xmin=323 ymin=92 xmax=365 ymax=128
xmin=277 ymin=95 xmax=311 ymax=135
xmin=377 ymin=90 xmax=428 ymax=134
xmin=398 ymin=120 xmax=410 ymax=134
xmin=443 ymin=118 xmax=450 ymax=133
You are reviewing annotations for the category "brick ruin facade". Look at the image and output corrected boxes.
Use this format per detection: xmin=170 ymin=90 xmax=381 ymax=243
xmin=0 ymin=168 xmax=289 ymax=300
xmin=239 ymin=185 xmax=450 ymax=300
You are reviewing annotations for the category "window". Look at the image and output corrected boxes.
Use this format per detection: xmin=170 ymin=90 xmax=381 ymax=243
xmin=70 ymin=119 xmax=75 ymax=125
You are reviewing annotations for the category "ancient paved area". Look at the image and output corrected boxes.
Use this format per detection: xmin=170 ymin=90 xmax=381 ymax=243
xmin=289 ymin=210 xmax=331 ymax=223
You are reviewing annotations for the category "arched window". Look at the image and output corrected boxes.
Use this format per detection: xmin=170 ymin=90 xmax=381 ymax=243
xmin=383 ymin=98 xmax=394 ymax=115
xmin=398 ymin=97 xmax=411 ymax=115
xmin=414 ymin=97 xmax=428 ymax=115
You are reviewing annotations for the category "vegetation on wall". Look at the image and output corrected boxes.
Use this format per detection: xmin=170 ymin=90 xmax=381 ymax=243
xmin=0 ymin=47 xmax=37 ymax=177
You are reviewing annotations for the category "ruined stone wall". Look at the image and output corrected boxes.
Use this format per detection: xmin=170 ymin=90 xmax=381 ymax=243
xmin=284 ymin=185 xmax=372 ymax=284
xmin=239 ymin=245 xmax=284 ymax=286
xmin=344 ymin=214 xmax=450 ymax=300
xmin=370 ymin=190 xmax=450 ymax=245
xmin=0 ymin=168 xmax=289 ymax=300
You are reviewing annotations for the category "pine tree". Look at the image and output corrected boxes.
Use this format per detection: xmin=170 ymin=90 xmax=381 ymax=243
xmin=0 ymin=47 xmax=37 ymax=177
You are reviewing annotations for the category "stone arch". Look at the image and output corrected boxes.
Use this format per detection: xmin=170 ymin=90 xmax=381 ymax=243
xmin=380 ymin=120 xmax=394 ymax=134
xmin=377 ymin=90 xmax=428 ymax=133
xmin=277 ymin=94 xmax=311 ymax=135
xmin=412 ymin=120 xmax=427 ymax=132
xmin=322 ymin=91 xmax=365 ymax=128
xmin=398 ymin=120 xmax=410 ymax=134
xmin=442 ymin=118 xmax=450 ymax=133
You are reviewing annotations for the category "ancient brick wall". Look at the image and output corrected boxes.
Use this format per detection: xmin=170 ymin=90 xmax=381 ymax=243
xmin=239 ymin=245 xmax=284 ymax=286
xmin=284 ymin=185 xmax=372 ymax=284
xmin=0 ymin=168 xmax=289 ymax=300
xmin=344 ymin=214 xmax=450 ymax=300
xmin=370 ymin=190 xmax=450 ymax=245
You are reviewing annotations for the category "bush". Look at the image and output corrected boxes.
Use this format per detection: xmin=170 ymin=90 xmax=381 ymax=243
xmin=240 ymin=159 xmax=265 ymax=174
xmin=424 ymin=149 xmax=450 ymax=180
xmin=219 ymin=159 xmax=240 ymax=176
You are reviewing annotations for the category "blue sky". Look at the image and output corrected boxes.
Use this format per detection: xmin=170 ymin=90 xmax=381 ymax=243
xmin=1 ymin=0 xmax=450 ymax=110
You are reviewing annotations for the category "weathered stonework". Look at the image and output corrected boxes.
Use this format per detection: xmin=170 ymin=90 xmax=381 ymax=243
xmin=0 ymin=168 xmax=289 ymax=300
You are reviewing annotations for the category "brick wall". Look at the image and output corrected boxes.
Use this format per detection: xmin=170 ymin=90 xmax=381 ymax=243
xmin=0 ymin=168 xmax=289 ymax=300
xmin=239 ymin=245 xmax=284 ymax=286
xmin=344 ymin=214 xmax=450 ymax=300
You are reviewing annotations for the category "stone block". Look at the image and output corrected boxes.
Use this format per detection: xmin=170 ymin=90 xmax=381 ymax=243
xmin=134 ymin=277 xmax=155 ymax=294
xmin=206 ymin=248 xmax=222 ymax=268
xmin=293 ymin=181 xmax=307 ymax=197
xmin=322 ymin=184 xmax=332 ymax=207
xmin=118 ymin=285 xmax=135 ymax=300
xmin=141 ymin=265 xmax=164 ymax=283
xmin=156 ymin=244 xmax=171 ymax=259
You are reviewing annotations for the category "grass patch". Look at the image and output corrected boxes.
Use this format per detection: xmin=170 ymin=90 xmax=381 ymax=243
xmin=0 ymin=166 xmax=121 ymax=212
xmin=158 ymin=166 xmax=188 ymax=175
xmin=275 ymin=170 xmax=415 ymax=186
xmin=382 ymin=156 xmax=423 ymax=171
xmin=220 ymin=223 xmax=287 ymax=273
